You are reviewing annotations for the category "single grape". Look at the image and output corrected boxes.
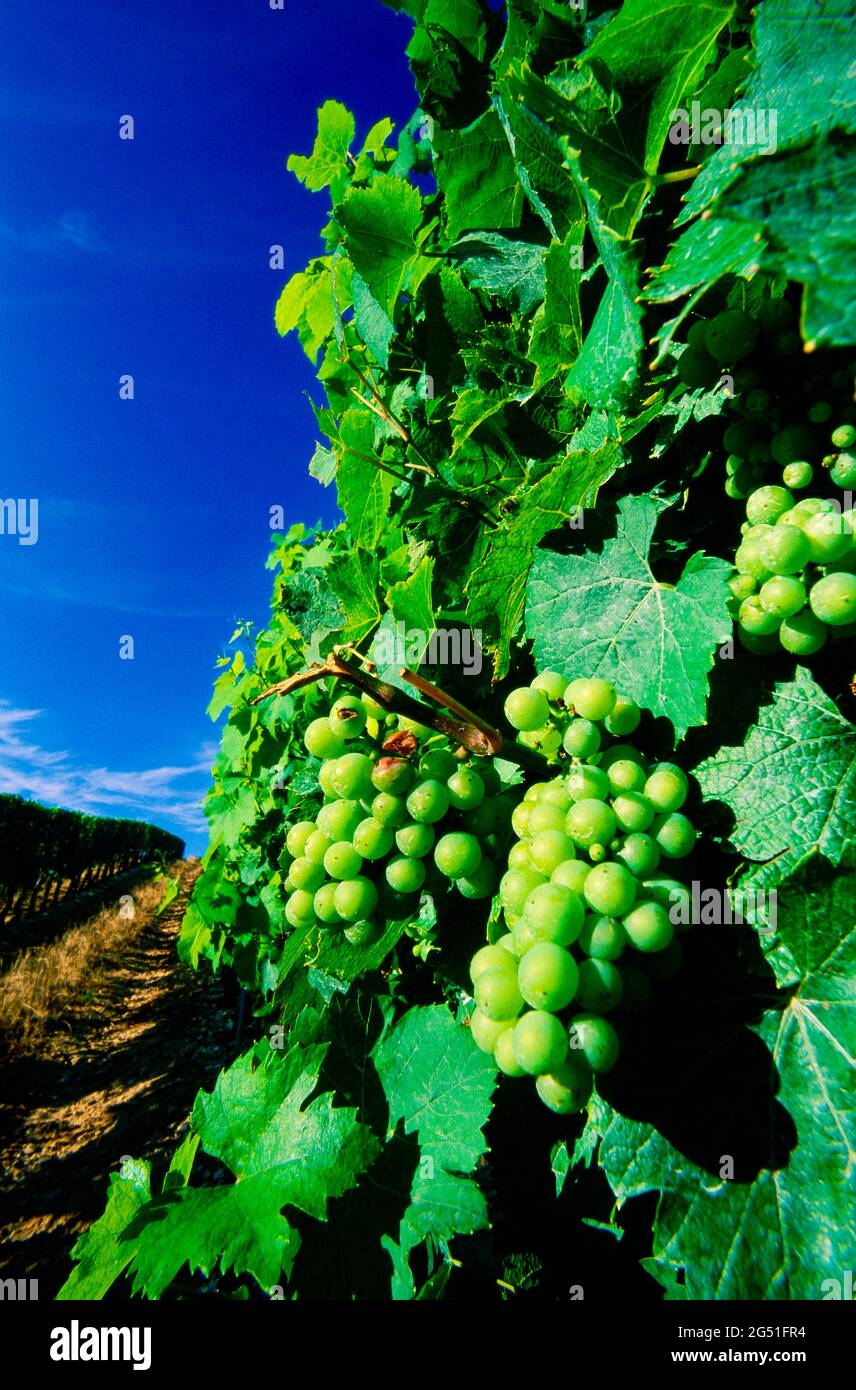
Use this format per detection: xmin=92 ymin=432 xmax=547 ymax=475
xmin=504 ymin=686 xmax=549 ymax=732
xmin=831 ymin=423 xmax=856 ymax=449
xmin=589 ymin=843 xmax=607 ymax=864
xmin=457 ymin=859 xmax=497 ymax=899
xmin=574 ymin=958 xmax=623 ymax=1013
xmin=612 ymin=792 xmax=655 ymax=834
xmin=758 ymin=525 xmax=810 ymax=576
xmin=371 ymin=756 xmax=416 ymax=795
xmin=686 ymin=320 xmax=710 ymax=350
xmin=583 ymin=862 xmax=637 ymax=917
xmin=511 ymin=801 xmax=532 ymax=838
xmin=324 ymin=842 xmax=363 ymax=881
xmin=808 ymin=400 xmax=832 ymax=424
xmin=343 ymin=918 xmax=382 ymax=945
xmin=531 ymin=670 xmax=567 ymax=702
xmin=317 ymin=800 xmax=363 ymax=842
xmin=289 ymin=856 xmax=326 ymax=893
xmin=318 ymin=760 xmax=339 ymax=798
xmin=778 ymin=609 xmax=827 ymax=655
xmin=500 ymin=866 xmax=548 ymax=915
xmin=535 ymin=1057 xmax=593 ymax=1114
xmin=746 ymin=486 xmax=794 ymax=526
xmin=801 ymin=510 xmax=852 ymax=564
xmin=568 ymin=1014 xmax=620 ymax=1072
xmin=303 ymin=829 xmax=334 ymax=866
xmin=743 ymin=388 xmax=771 ymax=418
xmin=538 ymin=782 xmax=571 ymax=811
xmin=434 ymin=832 xmax=482 ymax=879
xmin=653 ymin=812 xmax=697 ymax=859
xmin=622 ymin=900 xmax=674 ymax=953
xmin=285 ymin=821 xmax=316 ymax=858
xmin=495 ymin=1026 xmax=526 ymax=1076
xmin=739 ymin=595 xmax=782 ymax=636
xmin=563 ymin=718 xmax=601 ymax=758
xmin=606 ymin=759 xmax=647 ymax=795
xmin=809 ymin=571 xmax=856 ymax=626
xmin=497 ymin=931 xmax=519 ymax=957
xmin=551 ymin=859 xmax=591 ymax=895
xmin=758 ymin=574 xmax=806 ymax=619
xmin=470 ymin=1008 xmax=512 ymax=1055
xmin=642 ymin=876 xmax=690 ymax=919
xmin=507 ymin=840 xmax=533 ymax=870
xmin=564 ymin=677 xmax=616 ymax=722
xmin=331 ymin=753 xmax=375 ymax=801
xmin=566 ymin=765 xmax=610 ymax=802
xmin=519 ymin=725 xmax=562 ymax=756
xmin=518 ymin=942 xmax=579 ymax=1011
xmin=313 ymin=882 xmax=342 ymax=925
xmin=734 ymin=534 xmax=773 ymax=584
xmin=329 ymin=695 xmax=368 ymax=740
xmin=757 ymin=297 xmax=792 ymax=332
xmin=353 ymin=818 xmax=395 ymax=861
xmin=475 ymin=967 xmax=524 ymax=1022
xmin=677 ymin=347 xmax=719 ymax=388
xmin=578 ymin=913 xmax=626 ymax=961
xmin=782 ymin=461 xmax=813 ymax=490
xmin=522 ymin=882 xmax=584 ymax=946
xmin=304 ymin=718 xmax=347 ymax=759
xmin=616 ymin=832 xmax=661 ymax=878
xmin=511 ymin=1010 xmax=569 ymax=1075
xmin=604 ymin=695 xmax=641 ymax=736
xmin=830 ymin=452 xmax=856 ymax=488
xmin=771 ymin=424 xmax=817 ymax=466
xmin=285 ymin=889 xmax=316 ymax=929
xmin=470 ymin=943 xmax=518 ymax=984
xmin=395 ymin=821 xmax=435 ymax=859
xmin=704 ymin=309 xmax=759 ymax=364
xmin=385 ymin=855 xmax=426 ymax=894
xmin=406 ymin=779 xmax=450 ymax=824
xmin=599 ymin=744 xmax=648 ymax=773
xmin=529 ymin=829 xmax=577 ymax=875
xmin=724 ymin=420 xmax=760 ymax=454
xmin=566 ymin=798 xmax=618 ymax=850
xmin=527 ymin=801 xmax=568 ymax=835
xmin=419 ymin=749 xmax=458 ymax=781
xmin=643 ymin=763 xmax=688 ymax=814
xmin=446 ymin=767 xmax=485 ymax=811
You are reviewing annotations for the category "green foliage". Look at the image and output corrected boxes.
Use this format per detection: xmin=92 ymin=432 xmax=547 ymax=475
xmin=66 ymin=0 xmax=855 ymax=1303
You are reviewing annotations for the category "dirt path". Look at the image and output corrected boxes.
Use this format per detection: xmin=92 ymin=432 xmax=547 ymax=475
xmin=0 ymin=861 xmax=236 ymax=1298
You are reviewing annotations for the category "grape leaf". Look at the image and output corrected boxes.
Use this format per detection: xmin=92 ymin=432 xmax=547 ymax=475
xmin=57 ymin=1161 xmax=151 ymax=1299
xmin=287 ymin=100 xmax=356 ymax=194
xmin=453 ymin=232 xmax=547 ymax=314
xmin=434 ymin=108 xmax=525 ymax=240
xmin=336 ymin=408 xmax=394 ymax=549
xmin=526 ymin=493 xmax=733 ymax=738
xmin=338 ymin=176 xmax=430 ymax=316
xmin=275 ymin=257 xmax=353 ymax=363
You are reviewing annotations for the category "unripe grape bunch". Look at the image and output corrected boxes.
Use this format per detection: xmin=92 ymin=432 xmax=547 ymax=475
xmin=282 ymin=691 xmax=506 ymax=947
xmin=469 ymin=675 xmax=696 ymax=1115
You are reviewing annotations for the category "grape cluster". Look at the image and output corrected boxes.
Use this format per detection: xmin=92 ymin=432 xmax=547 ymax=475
xmin=469 ymin=677 xmax=695 ymax=1115
xmin=282 ymin=693 xmax=505 ymax=944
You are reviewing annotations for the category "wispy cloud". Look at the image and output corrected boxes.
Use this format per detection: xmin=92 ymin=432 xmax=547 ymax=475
xmin=0 ymin=702 xmax=213 ymax=833
xmin=0 ymin=209 xmax=107 ymax=256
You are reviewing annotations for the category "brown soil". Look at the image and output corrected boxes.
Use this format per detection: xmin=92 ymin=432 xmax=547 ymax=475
xmin=0 ymin=860 xmax=236 ymax=1298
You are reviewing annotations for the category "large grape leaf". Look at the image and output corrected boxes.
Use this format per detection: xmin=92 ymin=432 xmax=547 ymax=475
xmin=694 ymin=665 xmax=856 ymax=877
xmin=582 ymin=849 xmax=856 ymax=1300
xmin=373 ymin=1006 xmax=497 ymax=1298
xmin=526 ymin=493 xmax=732 ymax=738
xmin=337 ymin=176 xmax=431 ymax=316
xmin=57 ymin=1160 xmax=151 ymax=1300
xmin=434 ymin=108 xmax=525 ymax=240
xmin=453 ymin=232 xmax=547 ymax=314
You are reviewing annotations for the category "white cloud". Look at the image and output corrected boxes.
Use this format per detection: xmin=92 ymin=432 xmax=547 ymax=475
xmin=0 ymin=701 xmax=212 ymax=833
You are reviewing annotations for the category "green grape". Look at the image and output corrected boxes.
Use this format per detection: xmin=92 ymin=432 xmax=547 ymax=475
xmin=677 ymin=348 xmax=718 ymax=388
xmin=519 ymin=724 xmax=563 ymax=757
xmin=539 ymin=782 xmax=571 ymax=811
xmin=529 ymin=829 xmax=577 ymax=875
xmin=686 ymin=319 xmax=710 ymax=350
xmin=606 ymin=759 xmax=647 ymax=795
xmin=771 ymin=424 xmax=817 ymax=466
xmin=759 ymin=574 xmax=807 ymax=619
xmin=588 ymin=843 xmax=607 ymax=864
xmin=725 ymin=453 xmax=745 ymax=477
xmin=318 ymin=760 xmax=340 ymax=798
xmin=791 ymin=497 xmax=830 ymax=522
xmin=331 ymin=753 xmax=375 ymax=801
xmin=583 ymin=862 xmax=637 ymax=917
xmin=830 ymin=452 xmax=856 ymax=488
xmin=622 ymin=900 xmax=674 ymax=952
xmin=527 ymin=801 xmax=568 ymax=835
xmin=642 ymin=876 xmax=690 ymax=919
xmin=808 ymin=400 xmax=832 ymax=424
xmin=757 ymin=297 xmax=792 ymax=332
xmin=511 ymin=801 xmax=532 ymax=838
xmin=743 ymin=388 xmax=771 ymax=418
xmin=329 ymin=696 xmax=368 ymax=740
xmin=531 ymin=670 xmax=567 ymax=701
xmin=395 ymin=821 xmax=435 ymax=859
xmin=809 ymin=571 xmax=856 ymax=626
xmin=522 ymin=882 xmax=584 ymax=946
xmin=599 ymin=744 xmax=648 ymax=773
xmin=535 ymin=1057 xmax=593 ymax=1114
xmin=313 ymin=882 xmax=341 ymax=926
xmin=317 ymin=800 xmax=363 ymax=841
xmin=419 ymin=749 xmax=458 ymax=781
xmin=566 ymin=765 xmax=610 ymax=802
xmin=285 ymin=821 xmax=316 ymax=857
xmin=446 ymin=767 xmax=485 ymax=811
xmin=285 ymin=889 xmax=316 ymax=929
xmin=782 ymin=461 xmax=813 ymax=490
xmin=644 ymin=765 xmax=688 ymax=815
xmin=746 ymin=486 xmax=794 ymax=526
xmin=563 ymin=718 xmax=602 ymax=757
xmin=385 ymin=855 xmax=426 ymax=894
xmin=324 ymin=842 xmax=363 ymax=881
xmin=517 ymin=942 xmax=579 ymax=1011
xmin=566 ymin=798 xmax=618 ymax=850
xmin=723 ymin=420 xmax=760 ymax=454
xmin=289 ymin=856 xmax=326 ymax=893
xmin=511 ymin=1010 xmax=569 ymax=1075
xmin=604 ymin=695 xmax=641 ymax=736
xmin=747 ymin=441 xmax=772 ymax=466
xmin=574 ymin=958 xmax=623 ymax=1013
xmin=470 ymin=943 xmax=518 ymax=984
xmin=616 ymin=832 xmax=660 ymax=877
xmin=494 ymin=1027 xmax=526 ymax=1076
xmin=564 ymin=677 xmax=617 ymax=722
xmin=371 ymin=757 xmax=416 ymax=795
xmin=500 ymin=866 xmax=548 ymax=915
xmin=497 ymin=931 xmax=519 ymax=957
xmin=360 ymin=691 xmax=387 ymax=721
xmin=611 ymin=792 xmax=655 ymax=834
xmin=758 ymin=525 xmax=811 ymax=575
xmin=551 ymin=859 xmax=591 ymax=896
xmin=831 ymin=423 xmax=856 ymax=449
xmin=475 ymin=967 xmax=524 ymax=1022
xmin=734 ymin=535 xmax=773 ymax=584
xmin=507 ymin=840 xmax=533 ymax=870
xmin=304 ymin=829 xmax=334 ymax=865
xmin=434 ymin=832 xmax=482 ymax=879
xmin=457 ymin=859 xmax=497 ymax=899
xmin=470 ymin=1008 xmax=513 ymax=1055
xmin=343 ymin=918 xmax=382 ymax=945
xmin=578 ymin=913 xmax=626 ymax=961
xmin=353 ymin=818 xmax=395 ymax=861
xmin=739 ymin=595 xmax=782 ymax=636
xmin=464 ymin=798 xmax=500 ymax=838
xmin=653 ymin=813 xmax=697 ymax=859
xmin=304 ymin=718 xmax=347 ymax=759
xmin=504 ymin=686 xmax=549 ymax=732
xmin=332 ymin=877 xmax=378 ymax=922
xmin=704 ymin=309 xmax=759 ymax=364
xmin=405 ymin=779 xmax=451 ymax=825
xmin=801 ymin=510 xmax=852 ymax=564
xmin=568 ymin=1014 xmax=620 ymax=1073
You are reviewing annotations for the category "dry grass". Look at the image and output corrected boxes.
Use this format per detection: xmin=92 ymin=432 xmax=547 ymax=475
xmin=0 ymin=873 xmax=177 ymax=1055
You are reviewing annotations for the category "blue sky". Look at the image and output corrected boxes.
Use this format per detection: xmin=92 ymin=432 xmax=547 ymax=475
xmin=0 ymin=0 xmax=418 ymax=855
